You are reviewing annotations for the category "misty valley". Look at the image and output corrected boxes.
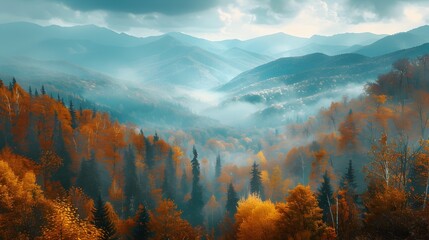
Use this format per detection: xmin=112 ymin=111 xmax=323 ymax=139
xmin=1 ymin=13 xmax=429 ymax=240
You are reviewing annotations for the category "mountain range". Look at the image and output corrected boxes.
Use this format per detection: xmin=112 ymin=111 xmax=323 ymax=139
xmin=2 ymin=22 xmax=429 ymax=128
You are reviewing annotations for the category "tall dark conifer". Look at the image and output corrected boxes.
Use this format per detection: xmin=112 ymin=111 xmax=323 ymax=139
xmin=317 ymin=171 xmax=334 ymax=224
xmin=41 ymin=85 xmax=46 ymax=95
xmin=92 ymin=195 xmax=117 ymax=240
xmin=341 ymin=159 xmax=357 ymax=191
xmin=133 ymin=205 xmax=151 ymax=240
xmin=69 ymin=100 xmax=78 ymax=129
xmin=76 ymin=151 xmax=100 ymax=200
xmin=250 ymin=161 xmax=264 ymax=199
xmin=124 ymin=145 xmax=140 ymax=218
xmin=225 ymin=183 xmax=239 ymax=217
xmin=162 ymin=148 xmax=176 ymax=200
xmin=52 ymin=113 xmax=73 ymax=189
xmin=188 ymin=146 xmax=204 ymax=225
xmin=144 ymin=137 xmax=154 ymax=169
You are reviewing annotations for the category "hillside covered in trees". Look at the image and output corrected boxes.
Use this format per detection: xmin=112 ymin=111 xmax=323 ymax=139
xmin=1 ymin=56 xmax=429 ymax=239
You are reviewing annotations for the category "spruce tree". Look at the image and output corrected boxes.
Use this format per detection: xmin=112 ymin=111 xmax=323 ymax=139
xmin=144 ymin=137 xmax=154 ymax=169
xmin=153 ymin=132 xmax=159 ymax=142
xmin=215 ymin=153 xmax=222 ymax=179
xmin=69 ymin=100 xmax=78 ymax=129
xmin=28 ymin=86 xmax=32 ymax=97
xmin=92 ymin=195 xmax=117 ymax=240
xmin=34 ymin=89 xmax=39 ymax=97
xmin=162 ymin=148 xmax=176 ymax=200
xmin=76 ymin=151 xmax=100 ymax=200
xmin=133 ymin=205 xmax=151 ymax=240
xmin=341 ymin=159 xmax=357 ymax=191
xmin=41 ymin=85 xmax=46 ymax=95
xmin=250 ymin=161 xmax=264 ymax=199
xmin=225 ymin=183 xmax=239 ymax=217
xmin=188 ymin=146 xmax=204 ymax=225
xmin=52 ymin=113 xmax=73 ymax=189
xmin=124 ymin=145 xmax=140 ymax=218
xmin=317 ymin=171 xmax=334 ymax=224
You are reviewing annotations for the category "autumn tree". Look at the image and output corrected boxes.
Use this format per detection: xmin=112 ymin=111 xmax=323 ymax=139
xmin=149 ymin=199 xmax=199 ymax=240
xmin=276 ymin=185 xmax=335 ymax=239
xmin=235 ymin=194 xmax=280 ymax=240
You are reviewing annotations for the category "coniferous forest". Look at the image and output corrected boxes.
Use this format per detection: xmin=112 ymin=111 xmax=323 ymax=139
xmin=1 ymin=56 xmax=429 ymax=239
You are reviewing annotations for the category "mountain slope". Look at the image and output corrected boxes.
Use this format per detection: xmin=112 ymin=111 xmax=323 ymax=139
xmin=355 ymin=25 xmax=429 ymax=57
xmin=217 ymin=43 xmax=429 ymax=126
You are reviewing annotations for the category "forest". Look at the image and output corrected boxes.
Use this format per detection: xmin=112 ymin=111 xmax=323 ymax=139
xmin=1 ymin=55 xmax=429 ymax=240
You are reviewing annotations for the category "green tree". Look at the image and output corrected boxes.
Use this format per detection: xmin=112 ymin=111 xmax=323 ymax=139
xmin=162 ymin=148 xmax=176 ymax=200
xmin=187 ymin=146 xmax=204 ymax=225
xmin=124 ymin=145 xmax=140 ymax=218
xmin=317 ymin=171 xmax=334 ymax=225
xmin=133 ymin=205 xmax=151 ymax=240
xmin=225 ymin=183 xmax=239 ymax=217
xmin=250 ymin=162 xmax=264 ymax=199
xmin=76 ymin=151 xmax=100 ymax=200
xmin=92 ymin=195 xmax=117 ymax=240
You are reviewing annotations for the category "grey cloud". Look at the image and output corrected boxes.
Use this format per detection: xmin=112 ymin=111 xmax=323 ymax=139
xmin=51 ymin=0 xmax=222 ymax=15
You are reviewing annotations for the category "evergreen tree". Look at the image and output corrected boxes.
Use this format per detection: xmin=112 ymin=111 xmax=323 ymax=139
xmin=41 ymin=85 xmax=46 ymax=95
xmin=215 ymin=153 xmax=222 ymax=199
xmin=57 ymin=93 xmax=61 ymax=102
xmin=34 ymin=89 xmax=39 ymax=97
xmin=28 ymin=86 xmax=32 ymax=97
xmin=144 ymin=137 xmax=154 ymax=169
xmin=180 ymin=168 xmax=189 ymax=206
xmin=76 ymin=151 xmax=100 ymax=200
xmin=153 ymin=131 xmax=159 ymax=142
xmin=51 ymin=113 xmax=73 ymax=189
xmin=133 ymin=205 xmax=151 ymax=240
xmin=25 ymin=113 xmax=41 ymax=162
xmin=124 ymin=145 xmax=140 ymax=218
xmin=317 ymin=171 xmax=334 ymax=224
xmin=92 ymin=195 xmax=117 ymax=240
xmin=341 ymin=159 xmax=357 ymax=191
xmin=69 ymin=100 xmax=78 ymax=129
xmin=215 ymin=153 xmax=222 ymax=179
xmin=188 ymin=146 xmax=204 ymax=225
xmin=225 ymin=183 xmax=239 ymax=217
xmin=162 ymin=148 xmax=176 ymax=200
xmin=12 ymin=77 xmax=16 ymax=87
xmin=250 ymin=161 xmax=264 ymax=199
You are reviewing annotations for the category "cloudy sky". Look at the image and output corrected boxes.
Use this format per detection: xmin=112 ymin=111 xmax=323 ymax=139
xmin=1 ymin=0 xmax=429 ymax=40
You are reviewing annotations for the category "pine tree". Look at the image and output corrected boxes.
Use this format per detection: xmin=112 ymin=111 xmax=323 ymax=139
xmin=124 ymin=145 xmax=140 ymax=218
xmin=250 ymin=161 xmax=264 ymax=199
xmin=341 ymin=159 xmax=357 ymax=191
xmin=69 ymin=100 xmax=78 ymax=129
xmin=34 ymin=89 xmax=39 ymax=97
xmin=12 ymin=77 xmax=16 ymax=87
xmin=180 ymin=168 xmax=189 ymax=206
xmin=133 ymin=205 xmax=151 ymax=240
xmin=76 ymin=151 xmax=100 ymax=200
xmin=144 ymin=137 xmax=154 ymax=169
xmin=225 ymin=183 xmax=239 ymax=217
xmin=28 ymin=86 xmax=32 ymax=97
xmin=317 ymin=171 xmax=334 ymax=225
xmin=41 ymin=85 xmax=46 ymax=95
xmin=215 ymin=153 xmax=222 ymax=179
xmin=162 ymin=148 xmax=176 ymax=200
xmin=92 ymin=196 xmax=117 ymax=240
xmin=25 ymin=113 xmax=41 ymax=162
xmin=215 ymin=153 xmax=222 ymax=199
xmin=52 ymin=113 xmax=73 ymax=189
xmin=188 ymin=146 xmax=204 ymax=225
xmin=153 ymin=131 xmax=159 ymax=142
